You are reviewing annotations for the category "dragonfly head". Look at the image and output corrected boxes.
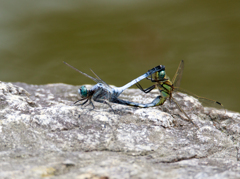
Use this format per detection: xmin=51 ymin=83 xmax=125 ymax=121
xmin=78 ymin=85 xmax=88 ymax=98
xmin=158 ymin=70 xmax=166 ymax=80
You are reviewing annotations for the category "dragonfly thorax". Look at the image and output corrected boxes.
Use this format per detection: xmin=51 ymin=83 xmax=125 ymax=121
xmin=78 ymin=85 xmax=88 ymax=98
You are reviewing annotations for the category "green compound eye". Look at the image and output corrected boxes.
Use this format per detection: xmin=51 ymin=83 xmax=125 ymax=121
xmin=159 ymin=70 xmax=165 ymax=79
xmin=79 ymin=85 xmax=88 ymax=97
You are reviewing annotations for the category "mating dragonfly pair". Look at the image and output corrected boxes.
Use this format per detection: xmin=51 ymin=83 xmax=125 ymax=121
xmin=64 ymin=61 xmax=224 ymax=125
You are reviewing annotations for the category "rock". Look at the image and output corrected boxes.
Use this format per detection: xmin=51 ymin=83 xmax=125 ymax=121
xmin=0 ymin=81 xmax=240 ymax=179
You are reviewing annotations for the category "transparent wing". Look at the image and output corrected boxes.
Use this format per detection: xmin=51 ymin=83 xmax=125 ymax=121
xmin=172 ymin=60 xmax=184 ymax=92
xmin=63 ymin=61 xmax=100 ymax=84
xmin=176 ymin=87 xmax=225 ymax=109
xmin=172 ymin=61 xmax=224 ymax=110
xmin=90 ymin=69 xmax=111 ymax=89
xmin=89 ymin=69 xmax=112 ymax=102
xmin=171 ymin=97 xmax=197 ymax=127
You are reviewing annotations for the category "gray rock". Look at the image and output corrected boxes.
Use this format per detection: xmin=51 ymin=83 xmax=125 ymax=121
xmin=0 ymin=81 xmax=239 ymax=179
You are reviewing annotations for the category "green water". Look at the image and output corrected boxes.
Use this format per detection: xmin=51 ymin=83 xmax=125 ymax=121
xmin=0 ymin=1 xmax=239 ymax=112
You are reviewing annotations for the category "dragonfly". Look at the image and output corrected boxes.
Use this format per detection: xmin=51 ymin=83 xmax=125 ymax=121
xmin=135 ymin=60 xmax=224 ymax=126
xmin=63 ymin=61 xmax=166 ymax=112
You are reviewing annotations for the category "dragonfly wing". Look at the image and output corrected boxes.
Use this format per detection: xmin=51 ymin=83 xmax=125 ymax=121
xmin=63 ymin=61 xmax=99 ymax=83
xmin=172 ymin=60 xmax=184 ymax=91
xmin=90 ymin=69 xmax=111 ymax=88
xmin=177 ymin=87 xmax=225 ymax=109
xmin=89 ymin=69 xmax=113 ymax=102
xmin=171 ymin=97 xmax=197 ymax=127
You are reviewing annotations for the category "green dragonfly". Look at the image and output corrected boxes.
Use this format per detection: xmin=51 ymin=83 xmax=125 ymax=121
xmin=136 ymin=60 xmax=224 ymax=125
xmin=63 ymin=61 xmax=166 ymax=112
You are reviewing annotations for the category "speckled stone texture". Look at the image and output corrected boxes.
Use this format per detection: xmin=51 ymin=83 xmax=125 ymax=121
xmin=0 ymin=81 xmax=239 ymax=179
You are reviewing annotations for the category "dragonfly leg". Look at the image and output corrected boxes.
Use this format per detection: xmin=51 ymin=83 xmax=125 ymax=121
xmin=87 ymin=99 xmax=95 ymax=110
xmin=146 ymin=74 xmax=160 ymax=82
xmin=136 ymin=82 xmax=155 ymax=93
xmin=74 ymin=98 xmax=89 ymax=106
xmin=146 ymin=74 xmax=153 ymax=81
xmin=74 ymin=98 xmax=96 ymax=110
xmin=94 ymin=99 xmax=115 ymax=113
xmin=91 ymin=87 xmax=116 ymax=112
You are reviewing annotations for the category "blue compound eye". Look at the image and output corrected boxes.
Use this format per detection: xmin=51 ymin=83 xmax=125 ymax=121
xmin=159 ymin=70 xmax=165 ymax=79
xmin=79 ymin=86 xmax=88 ymax=97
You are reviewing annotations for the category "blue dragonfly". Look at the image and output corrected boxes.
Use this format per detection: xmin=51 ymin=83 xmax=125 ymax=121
xmin=63 ymin=62 xmax=166 ymax=112
xmin=135 ymin=60 xmax=224 ymax=125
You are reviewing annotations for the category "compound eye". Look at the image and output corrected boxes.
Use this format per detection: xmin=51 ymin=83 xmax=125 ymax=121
xmin=79 ymin=85 xmax=88 ymax=97
xmin=159 ymin=70 xmax=165 ymax=79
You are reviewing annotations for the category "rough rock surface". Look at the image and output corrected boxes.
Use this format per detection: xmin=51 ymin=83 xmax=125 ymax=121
xmin=0 ymin=81 xmax=240 ymax=179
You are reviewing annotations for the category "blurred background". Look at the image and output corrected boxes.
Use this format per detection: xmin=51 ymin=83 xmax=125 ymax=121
xmin=0 ymin=1 xmax=239 ymax=112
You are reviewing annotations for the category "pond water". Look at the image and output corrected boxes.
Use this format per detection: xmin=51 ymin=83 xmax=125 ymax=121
xmin=0 ymin=1 xmax=239 ymax=112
